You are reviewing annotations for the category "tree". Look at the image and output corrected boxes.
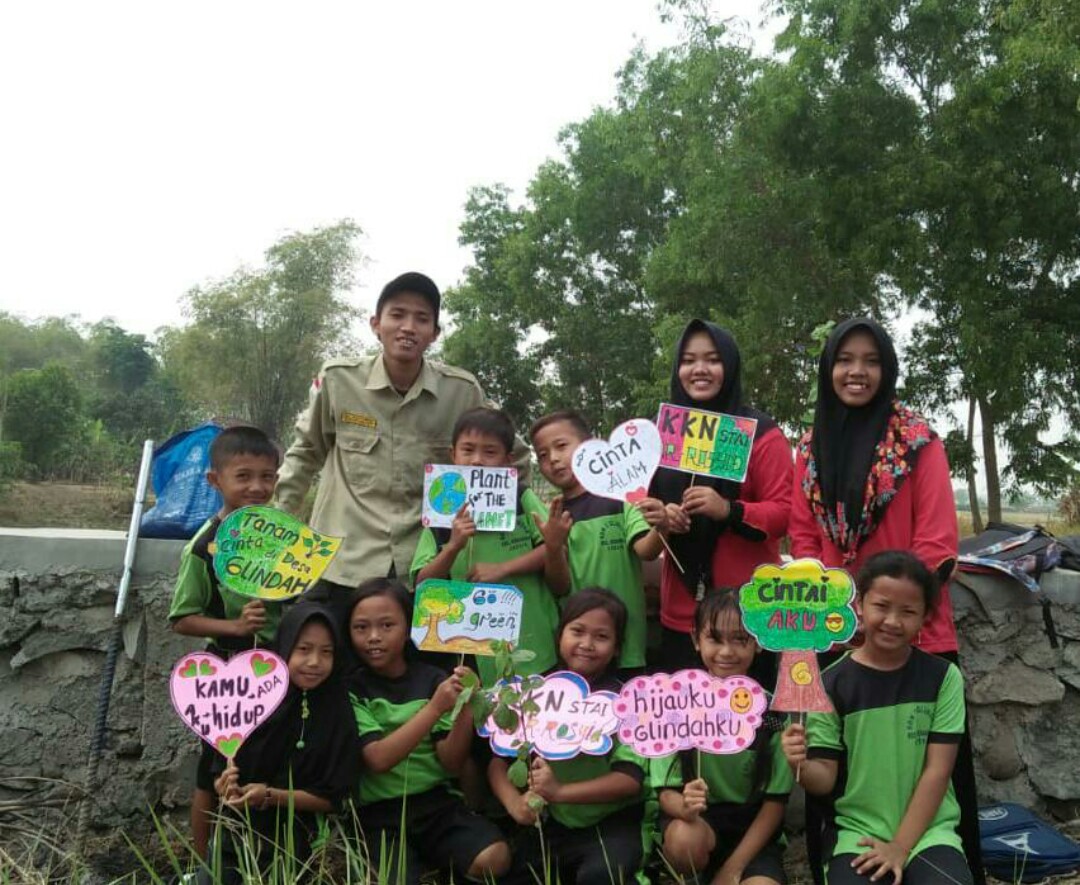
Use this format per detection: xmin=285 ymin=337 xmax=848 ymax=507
xmin=5 ymin=363 xmax=83 ymax=476
xmin=413 ymin=584 xmax=466 ymax=649
xmin=160 ymin=221 xmax=363 ymax=440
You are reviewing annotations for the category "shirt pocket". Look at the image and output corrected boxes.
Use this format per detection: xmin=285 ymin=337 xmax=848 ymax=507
xmin=425 ymin=435 xmax=453 ymax=466
xmin=337 ymin=430 xmax=381 ymax=493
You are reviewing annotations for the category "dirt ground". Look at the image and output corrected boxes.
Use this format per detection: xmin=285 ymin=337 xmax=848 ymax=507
xmin=0 ymin=481 xmax=137 ymax=530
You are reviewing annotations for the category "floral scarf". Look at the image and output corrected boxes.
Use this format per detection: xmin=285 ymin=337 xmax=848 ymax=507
xmin=798 ymin=401 xmax=935 ymax=563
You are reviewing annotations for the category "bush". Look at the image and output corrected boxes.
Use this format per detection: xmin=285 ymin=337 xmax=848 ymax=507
xmin=1060 ymin=484 xmax=1080 ymax=525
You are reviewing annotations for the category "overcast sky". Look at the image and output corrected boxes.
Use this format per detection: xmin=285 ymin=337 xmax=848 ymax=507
xmin=0 ymin=0 xmax=777 ymax=339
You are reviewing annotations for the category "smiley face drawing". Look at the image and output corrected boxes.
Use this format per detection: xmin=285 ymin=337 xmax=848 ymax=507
xmin=730 ymin=687 xmax=754 ymax=714
xmin=825 ymin=612 xmax=845 ymax=634
xmin=790 ymin=660 xmax=813 ymax=686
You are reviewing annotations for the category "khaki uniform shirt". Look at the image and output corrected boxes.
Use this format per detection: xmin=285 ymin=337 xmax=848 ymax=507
xmin=277 ymin=354 xmax=520 ymax=585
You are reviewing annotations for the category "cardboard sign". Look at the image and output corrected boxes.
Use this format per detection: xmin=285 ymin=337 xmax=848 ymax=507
xmin=738 ymin=559 xmax=857 ymax=653
xmin=214 ymin=506 xmax=342 ymax=600
xmin=422 ymin=465 xmax=518 ymax=531
xmin=614 ymin=669 xmax=767 ymax=757
xmin=479 ymin=670 xmax=620 ymax=760
xmin=771 ymin=649 xmax=834 ymax=714
xmin=571 ymin=419 xmax=662 ymax=503
xmin=410 ymin=579 xmax=523 ymax=656
xmin=656 ymin=402 xmax=757 ymax=483
xmin=170 ymin=649 xmax=290 ymax=759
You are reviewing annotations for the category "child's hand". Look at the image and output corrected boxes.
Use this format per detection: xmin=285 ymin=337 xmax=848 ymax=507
xmin=509 ymin=791 xmax=543 ymax=826
xmin=853 ymin=837 xmax=907 ymax=882
xmin=665 ymin=503 xmax=691 ymax=535
xmin=236 ymin=600 xmax=267 ymax=637
xmin=634 ymin=497 xmax=669 ymax=531
xmin=431 ymin=670 xmax=465 ymax=714
xmin=449 ymin=505 xmax=477 ymax=550
xmin=681 ymin=777 xmax=708 ymax=819
xmin=214 ymin=763 xmax=241 ymax=799
xmin=527 ymin=757 xmax=561 ymax=802
xmin=467 ymin=562 xmax=506 ymax=583
xmin=225 ymin=782 xmax=271 ymax=811
xmin=533 ymin=496 xmax=573 ymax=551
xmin=714 ymin=859 xmax=745 ymax=885
xmin=682 ymin=486 xmax=730 ymax=521
xmin=781 ymin=723 xmax=808 ymax=769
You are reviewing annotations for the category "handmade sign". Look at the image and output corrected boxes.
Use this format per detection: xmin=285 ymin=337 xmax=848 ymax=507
xmin=739 ymin=559 xmax=858 ymax=715
xmin=571 ymin=419 xmax=662 ymax=503
xmin=170 ymin=649 xmax=289 ymax=759
xmin=423 ymin=465 xmax=518 ymax=531
xmin=656 ymin=403 xmax=757 ymax=483
xmin=214 ymin=506 xmax=341 ymax=600
xmin=614 ymin=669 xmax=767 ymax=757
xmin=479 ymin=670 xmax=620 ymax=760
xmin=410 ymin=579 xmax=523 ymax=656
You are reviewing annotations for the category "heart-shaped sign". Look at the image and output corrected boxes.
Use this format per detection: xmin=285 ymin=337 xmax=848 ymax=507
xmin=214 ymin=505 xmax=343 ymax=600
xmin=170 ymin=649 xmax=290 ymax=758
xmin=571 ymin=418 xmax=662 ymax=503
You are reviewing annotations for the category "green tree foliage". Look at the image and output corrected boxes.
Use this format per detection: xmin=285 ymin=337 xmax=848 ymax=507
xmin=5 ymin=363 xmax=83 ymax=476
xmin=160 ymin=221 xmax=363 ymax=441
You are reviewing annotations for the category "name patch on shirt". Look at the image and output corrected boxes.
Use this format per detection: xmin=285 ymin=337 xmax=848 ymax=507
xmin=341 ymin=411 xmax=378 ymax=429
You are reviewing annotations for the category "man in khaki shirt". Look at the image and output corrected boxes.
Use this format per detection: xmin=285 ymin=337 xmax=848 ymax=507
xmin=276 ymin=272 xmax=513 ymax=594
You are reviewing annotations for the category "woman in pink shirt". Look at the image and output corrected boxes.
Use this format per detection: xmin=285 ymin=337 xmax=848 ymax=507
xmin=790 ymin=317 xmax=984 ymax=885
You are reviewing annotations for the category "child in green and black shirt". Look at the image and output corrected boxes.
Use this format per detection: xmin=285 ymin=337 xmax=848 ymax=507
xmin=657 ymin=590 xmax=791 ymax=884
xmin=347 ymin=578 xmax=511 ymax=885
xmin=530 ymin=410 xmax=667 ymax=676
xmin=490 ymin=588 xmax=647 ymax=885
xmin=412 ymin=407 xmax=562 ymax=683
xmin=782 ymin=551 xmax=973 ymax=885
xmin=168 ymin=424 xmax=284 ymax=858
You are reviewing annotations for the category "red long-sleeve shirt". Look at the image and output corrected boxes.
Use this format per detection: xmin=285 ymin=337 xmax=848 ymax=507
xmin=789 ymin=435 xmax=959 ymax=653
xmin=660 ymin=425 xmax=794 ymax=633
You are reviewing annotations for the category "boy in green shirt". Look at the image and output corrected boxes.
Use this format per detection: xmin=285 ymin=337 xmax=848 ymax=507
xmin=411 ymin=407 xmax=562 ymax=684
xmin=168 ymin=424 xmax=284 ymax=858
xmin=530 ymin=410 xmax=667 ymax=674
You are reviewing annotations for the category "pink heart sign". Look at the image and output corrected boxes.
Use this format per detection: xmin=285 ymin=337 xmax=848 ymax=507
xmin=169 ymin=649 xmax=289 ymax=759
xmin=571 ymin=418 xmax=662 ymax=503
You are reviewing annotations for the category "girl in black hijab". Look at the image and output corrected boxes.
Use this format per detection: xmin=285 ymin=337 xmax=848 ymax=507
xmin=203 ymin=601 xmax=360 ymax=884
xmin=644 ymin=319 xmax=793 ymax=675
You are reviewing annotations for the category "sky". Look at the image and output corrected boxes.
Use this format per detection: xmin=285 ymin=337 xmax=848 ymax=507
xmin=0 ymin=0 xmax=776 ymax=340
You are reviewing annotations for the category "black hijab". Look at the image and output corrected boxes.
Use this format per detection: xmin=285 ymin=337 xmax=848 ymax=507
xmin=810 ymin=317 xmax=900 ymax=535
xmin=650 ymin=319 xmax=777 ymax=593
xmin=232 ymin=601 xmax=360 ymax=812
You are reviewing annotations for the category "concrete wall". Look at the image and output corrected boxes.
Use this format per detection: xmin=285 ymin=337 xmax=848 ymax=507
xmin=2 ymin=527 xmax=1080 ymax=844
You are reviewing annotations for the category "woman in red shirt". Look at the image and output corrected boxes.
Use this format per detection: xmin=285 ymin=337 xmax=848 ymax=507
xmin=645 ymin=319 xmax=792 ymax=677
xmin=790 ymin=317 xmax=984 ymax=885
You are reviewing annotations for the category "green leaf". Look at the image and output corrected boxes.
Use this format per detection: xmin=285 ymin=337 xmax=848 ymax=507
xmin=510 ymin=648 xmax=537 ymax=664
xmin=522 ymin=698 xmax=541 ymax=716
xmin=471 ymin=693 xmax=495 ymax=730
xmin=526 ymin=794 xmax=546 ymax=813
xmin=508 ymin=758 xmax=528 ymax=789
xmin=522 ymin=674 xmax=546 ymax=692
xmin=493 ymin=705 xmax=520 ymax=732
xmin=450 ymin=685 xmax=474 ymax=722
xmin=460 ymin=669 xmax=480 ymax=691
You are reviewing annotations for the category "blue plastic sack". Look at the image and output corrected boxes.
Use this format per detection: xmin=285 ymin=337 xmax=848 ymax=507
xmin=979 ymin=802 xmax=1080 ymax=882
xmin=140 ymin=422 xmax=223 ymax=540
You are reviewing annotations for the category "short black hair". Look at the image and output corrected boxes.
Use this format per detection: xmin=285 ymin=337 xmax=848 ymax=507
xmin=348 ymin=577 xmax=414 ymax=625
xmin=452 ymin=407 xmax=516 ymax=455
xmin=693 ymin=587 xmax=748 ymax=643
xmin=209 ymin=424 xmax=280 ymax=472
xmin=556 ymin=587 xmax=628 ymax=657
xmin=856 ymin=550 xmax=941 ymax=612
xmin=376 ymin=272 xmax=441 ymax=328
xmin=529 ymin=409 xmax=592 ymax=443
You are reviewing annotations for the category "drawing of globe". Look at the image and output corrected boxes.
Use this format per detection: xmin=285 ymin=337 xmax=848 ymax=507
xmin=430 ymin=472 xmax=467 ymax=515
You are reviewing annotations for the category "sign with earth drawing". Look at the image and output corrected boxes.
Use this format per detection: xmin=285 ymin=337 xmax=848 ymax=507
xmin=422 ymin=464 xmax=518 ymax=531
xmin=411 ymin=579 xmax=524 ymax=656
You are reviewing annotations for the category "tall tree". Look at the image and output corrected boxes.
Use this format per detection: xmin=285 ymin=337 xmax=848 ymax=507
xmin=160 ymin=221 xmax=363 ymax=440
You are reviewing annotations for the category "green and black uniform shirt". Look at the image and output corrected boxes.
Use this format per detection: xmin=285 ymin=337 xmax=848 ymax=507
xmin=168 ymin=516 xmax=282 ymax=650
xmin=349 ymin=661 xmax=457 ymax=813
xmin=655 ymin=709 xmax=793 ymax=836
xmin=410 ymin=487 xmax=558 ymax=683
xmin=543 ymin=673 xmax=648 ymax=830
xmin=807 ymin=649 xmax=965 ymax=860
xmin=562 ymin=493 xmax=651 ymax=669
